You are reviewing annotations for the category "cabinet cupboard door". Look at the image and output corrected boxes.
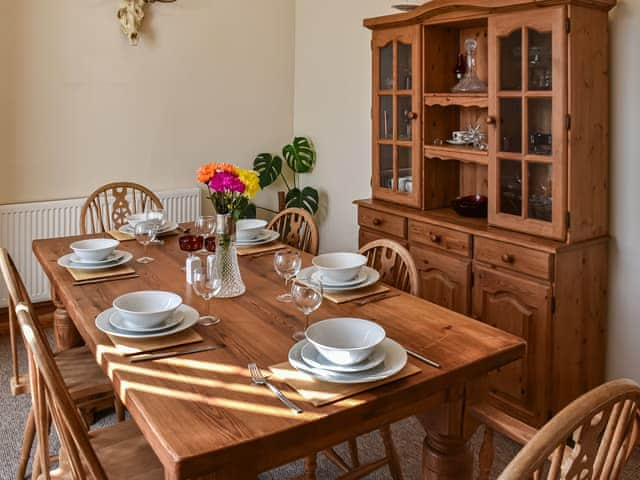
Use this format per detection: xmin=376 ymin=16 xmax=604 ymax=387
xmin=488 ymin=7 xmax=567 ymax=240
xmin=372 ymin=25 xmax=422 ymax=208
xmin=472 ymin=265 xmax=551 ymax=426
xmin=411 ymin=246 xmax=470 ymax=315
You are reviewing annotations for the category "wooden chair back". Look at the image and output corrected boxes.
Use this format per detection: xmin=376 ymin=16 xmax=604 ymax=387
xmin=267 ymin=207 xmax=319 ymax=255
xmin=80 ymin=181 xmax=163 ymax=234
xmin=499 ymin=378 xmax=640 ymax=480
xmin=0 ymin=247 xmax=37 ymax=395
xmin=15 ymin=303 xmax=109 ymax=480
xmin=358 ymin=239 xmax=419 ymax=296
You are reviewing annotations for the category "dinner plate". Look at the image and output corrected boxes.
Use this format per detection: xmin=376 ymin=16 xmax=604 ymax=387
xmin=70 ymin=251 xmax=126 ymax=265
xmin=108 ymin=310 xmax=184 ymax=333
xmin=234 ymin=229 xmax=279 ymax=246
xmin=119 ymin=221 xmax=179 ymax=235
xmin=300 ymin=342 xmax=386 ymax=373
xmin=288 ymin=338 xmax=407 ymax=384
xmin=96 ymin=304 xmax=198 ymax=339
xmin=310 ymin=269 xmax=368 ymax=288
xmin=58 ymin=251 xmax=133 ymax=271
xmin=298 ymin=266 xmax=380 ymax=292
xmin=446 ymin=139 xmax=470 ymax=146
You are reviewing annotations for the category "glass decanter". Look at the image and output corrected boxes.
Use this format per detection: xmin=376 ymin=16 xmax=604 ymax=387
xmin=452 ymin=39 xmax=487 ymax=93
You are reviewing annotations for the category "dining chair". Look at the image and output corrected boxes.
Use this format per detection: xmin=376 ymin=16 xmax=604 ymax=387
xmin=498 ymin=378 xmax=640 ymax=479
xmin=267 ymin=207 xmax=319 ymax=255
xmin=302 ymin=239 xmax=419 ymax=479
xmin=14 ymin=302 xmax=163 ymax=480
xmin=359 ymin=238 xmax=419 ymax=296
xmin=0 ymin=248 xmax=124 ymax=480
xmin=80 ymin=181 xmax=163 ymax=234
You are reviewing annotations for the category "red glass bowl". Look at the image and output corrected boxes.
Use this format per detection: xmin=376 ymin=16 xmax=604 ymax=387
xmin=451 ymin=194 xmax=488 ymax=218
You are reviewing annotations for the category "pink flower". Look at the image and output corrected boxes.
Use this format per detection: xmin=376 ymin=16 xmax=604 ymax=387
xmin=208 ymin=171 xmax=245 ymax=194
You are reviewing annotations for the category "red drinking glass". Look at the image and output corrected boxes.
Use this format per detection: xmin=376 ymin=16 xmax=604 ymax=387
xmin=179 ymin=235 xmax=203 ymax=258
xmin=204 ymin=236 xmax=217 ymax=253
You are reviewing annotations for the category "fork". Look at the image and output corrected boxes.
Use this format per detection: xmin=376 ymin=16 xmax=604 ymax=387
xmin=248 ymin=363 xmax=303 ymax=414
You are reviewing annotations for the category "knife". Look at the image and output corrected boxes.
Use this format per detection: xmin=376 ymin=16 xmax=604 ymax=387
xmin=406 ymin=349 xmax=441 ymax=369
xmin=356 ymin=292 xmax=401 ymax=306
xmin=130 ymin=344 xmax=225 ymax=363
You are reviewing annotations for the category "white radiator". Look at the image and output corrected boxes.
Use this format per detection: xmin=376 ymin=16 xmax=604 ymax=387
xmin=0 ymin=187 xmax=201 ymax=307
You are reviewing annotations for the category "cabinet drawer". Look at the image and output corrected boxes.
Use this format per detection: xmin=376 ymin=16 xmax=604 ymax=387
xmin=359 ymin=228 xmax=408 ymax=249
xmin=358 ymin=207 xmax=407 ymax=239
xmin=474 ymin=238 xmax=553 ymax=280
xmin=408 ymin=220 xmax=471 ymax=257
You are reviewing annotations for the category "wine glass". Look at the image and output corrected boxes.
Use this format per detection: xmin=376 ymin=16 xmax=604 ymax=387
xmin=195 ymin=215 xmax=216 ymax=254
xmin=192 ymin=262 xmax=222 ymax=326
xmin=291 ymin=278 xmax=323 ymax=341
xmin=178 ymin=234 xmax=203 ymax=271
xmin=135 ymin=222 xmax=158 ymax=264
xmin=204 ymin=235 xmax=217 ymax=253
xmin=273 ymin=249 xmax=302 ymax=302
xmin=147 ymin=206 xmax=166 ymax=244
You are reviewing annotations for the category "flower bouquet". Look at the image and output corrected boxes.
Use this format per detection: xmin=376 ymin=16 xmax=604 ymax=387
xmin=197 ymin=163 xmax=261 ymax=298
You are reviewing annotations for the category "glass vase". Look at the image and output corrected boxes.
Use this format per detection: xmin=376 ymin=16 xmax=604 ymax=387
xmin=214 ymin=213 xmax=246 ymax=298
xmin=452 ymin=39 xmax=487 ymax=93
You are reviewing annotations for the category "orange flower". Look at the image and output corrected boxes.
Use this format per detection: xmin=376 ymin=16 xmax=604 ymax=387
xmin=197 ymin=164 xmax=216 ymax=183
xmin=197 ymin=163 xmax=238 ymax=183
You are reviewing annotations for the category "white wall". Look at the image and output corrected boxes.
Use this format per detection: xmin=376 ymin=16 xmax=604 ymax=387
xmin=607 ymin=0 xmax=640 ymax=382
xmin=0 ymin=0 xmax=295 ymax=213
xmin=293 ymin=0 xmax=640 ymax=382
xmin=293 ymin=0 xmax=395 ymax=253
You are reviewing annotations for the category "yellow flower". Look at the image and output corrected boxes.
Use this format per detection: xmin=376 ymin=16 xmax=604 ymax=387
xmin=237 ymin=169 xmax=261 ymax=199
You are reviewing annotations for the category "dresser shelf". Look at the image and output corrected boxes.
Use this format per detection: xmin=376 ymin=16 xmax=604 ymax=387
xmin=424 ymin=93 xmax=488 ymax=108
xmin=424 ymin=144 xmax=488 ymax=164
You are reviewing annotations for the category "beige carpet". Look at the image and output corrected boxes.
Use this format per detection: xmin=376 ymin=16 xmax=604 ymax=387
xmin=1 ymin=333 xmax=639 ymax=479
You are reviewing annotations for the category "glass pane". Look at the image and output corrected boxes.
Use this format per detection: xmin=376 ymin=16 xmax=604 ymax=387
xmin=379 ymin=96 xmax=393 ymax=140
xmin=398 ymin=146 xmax=412 ymax=193
xmin=500 ymin=29 xmax=522 ymax=91
xmin=379 ymin=43 xmax=393 ymax=90
xmin=397 ymin=96 xmax=413 ymax=141
xmin=499 ymin=98 xmax=522 ymax=153
xmin=398 ymin=42 xmax=412 ymax=90
xmin=528 ymin=98 xmax=552 ymax=155
xmin=379 ymin=144 xmax=393 ymax=189
xmin=528 ymin=162 xmax=552 ymax=222
xmin=528 ymin=29 xmax=552 ymax=91
xmin=500 ymin=159 xmax=522 ymax=216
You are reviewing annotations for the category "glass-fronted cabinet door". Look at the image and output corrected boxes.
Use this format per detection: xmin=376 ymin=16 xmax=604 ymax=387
xmin=487 ymin=7 xmax=567 ymax=240
xmin=372 ymin=25 xmax=422 ymax=208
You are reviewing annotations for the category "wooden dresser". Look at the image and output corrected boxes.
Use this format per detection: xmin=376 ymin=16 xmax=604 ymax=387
xmin=357 ymin=0 xmax=615 ymax=428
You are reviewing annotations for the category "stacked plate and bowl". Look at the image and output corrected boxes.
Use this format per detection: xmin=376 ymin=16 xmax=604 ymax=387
xmin=95 ymin=291 xmax=199 ymax=339
xmin=289 ymin=318 xmax=407 ymax=384
xmin=57 ymin=239 xmax=133 ymax=271
xmin=235 ymin=219 xmax=279 ymax=247
xmin=298 ymin=252 xmax=380 ymax=292
xmin=119 ymin=213 xmax=179 ymax=237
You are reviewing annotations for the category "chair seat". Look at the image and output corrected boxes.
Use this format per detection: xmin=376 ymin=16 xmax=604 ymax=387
xmin=55 ymin=345 xmax=114 ymax=400
xmin=51 ymin=421 xmax=163 ymax=480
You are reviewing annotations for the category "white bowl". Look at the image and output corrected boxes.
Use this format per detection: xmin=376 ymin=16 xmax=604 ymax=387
xmin=112 ymin=291 xmax=182 ymax=329
xmin=236 ymin=219 xmax=268 ymax=241
xmin=305 ymin=318 xmax=386 ymax=366
xmin=70 ymin=238 xmax=120 ymax=262
xmin=312 ymin=252 xmax=367 ymax=283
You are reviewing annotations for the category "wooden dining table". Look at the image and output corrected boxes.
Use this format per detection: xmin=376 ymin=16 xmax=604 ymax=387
xmin=33 ymin=232 xmax=525 ymax=479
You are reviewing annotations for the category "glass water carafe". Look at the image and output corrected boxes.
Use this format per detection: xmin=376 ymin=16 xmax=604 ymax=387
xmin=452 ymin=39 xmax=487 ymax=93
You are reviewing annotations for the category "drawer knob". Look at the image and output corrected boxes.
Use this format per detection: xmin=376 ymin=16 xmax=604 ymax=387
xmin=486 ymin=116 xmax=497 ymax=125
xmin=501 ymin=254 xmax=515 ymax=264
xmin=406 ymin=111 xmax=418 ymax=120
xmin=429 ymin=233 xmax=441 ymax=244
xmin=372 ymin=218 xmax=382 ymax=226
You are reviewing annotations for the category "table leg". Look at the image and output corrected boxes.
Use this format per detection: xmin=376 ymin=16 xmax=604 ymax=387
xmin=51 ymin=286 xmax=82 ymax=351
xmin=419 ymin=385 xmax=473 ymax=480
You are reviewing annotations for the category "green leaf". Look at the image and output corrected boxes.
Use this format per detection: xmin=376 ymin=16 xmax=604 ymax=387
xmin=239 ymin=202 xmax=256 ymax=219
xmin=253 ymin=153 xmax=282 ymax=188
xmin=283 ymin=137 xmax=315 ymax=173
xmin=231 ymin=197 xmax=256 ymax=221
xmin=285 ymin=186 xmax=319 ymax=214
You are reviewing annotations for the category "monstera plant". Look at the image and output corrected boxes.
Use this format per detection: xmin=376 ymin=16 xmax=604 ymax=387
xmin=253 ymin=137 xmax=319 ymax=214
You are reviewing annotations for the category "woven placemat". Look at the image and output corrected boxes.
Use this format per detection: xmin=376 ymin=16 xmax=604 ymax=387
xmin=323 ymin=283 xmax=390 ymax=304
xmin=67 ymin=264 xmax=136 ymax=282
xmin=269 ymin=362 xmax=420 ymax=407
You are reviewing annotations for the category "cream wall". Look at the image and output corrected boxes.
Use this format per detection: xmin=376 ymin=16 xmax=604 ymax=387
xmin=293 ymin=1 xmax=640 ymax=382
xmin=607 ymin=1 xmax=640 ymax=381
xmin=0 ymin=0 xmax=295 ymax=212
xmin=293 ymin=0 xmax=394 ymax=253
